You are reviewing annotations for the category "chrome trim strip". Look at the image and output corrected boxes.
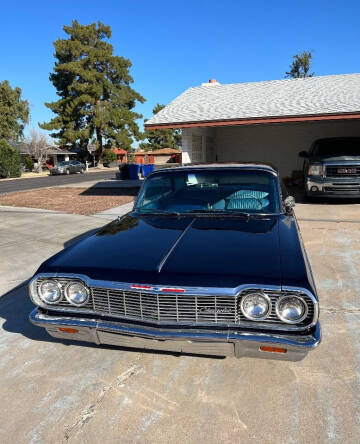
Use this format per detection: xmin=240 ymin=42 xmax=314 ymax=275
xmin=157 ymin=218 xmax=195 ymax=273
xmin=29 ymin=274 xmax=318 ymax=331
xmin=29 ymin=307 xmax=321 ymax=351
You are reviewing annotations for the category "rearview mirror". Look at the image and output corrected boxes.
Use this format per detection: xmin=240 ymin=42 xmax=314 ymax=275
xmin=284 ymin=196 xmax=295 ymax=212
xmin=298 ymin=151 xmax=309 ymax=158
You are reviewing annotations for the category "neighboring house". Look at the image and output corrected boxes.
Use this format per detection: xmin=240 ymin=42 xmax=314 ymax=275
xmin=134 ymin=147 xmax=181 ymax=164
xmin=111 ymin=148 xmax=128 ymax=163
xmin=145 ymin=74 xmax=360 ymax=176
xmin=15 ymin=143 xmax=76 ymax=168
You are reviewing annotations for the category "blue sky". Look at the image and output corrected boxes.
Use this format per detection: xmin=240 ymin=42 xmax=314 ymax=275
xmin=1 ymin=0 xmax=360 ymax=141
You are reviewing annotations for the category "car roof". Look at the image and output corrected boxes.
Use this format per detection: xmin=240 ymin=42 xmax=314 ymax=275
xmin=153 ymin=162 xmax=278 ymax=175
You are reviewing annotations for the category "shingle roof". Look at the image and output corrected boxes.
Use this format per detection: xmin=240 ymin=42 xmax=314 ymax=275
xmin=145 ymin=74 xmax=360 ymax=127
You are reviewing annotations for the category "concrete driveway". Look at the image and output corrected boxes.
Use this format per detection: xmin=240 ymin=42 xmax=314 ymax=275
xmin=1 ymin=202 xmax=360 ymax=443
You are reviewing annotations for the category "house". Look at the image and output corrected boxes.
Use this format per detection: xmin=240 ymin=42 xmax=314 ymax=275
xmin=111 ymin=148 xmax=128 ymax=163
xmin=15 ymin=142 xmax=76 ymax=168
xmin=134 ymin=147 xmax=181 ymax=164
xmin=145 ymin=74 xmax=360 ymax=177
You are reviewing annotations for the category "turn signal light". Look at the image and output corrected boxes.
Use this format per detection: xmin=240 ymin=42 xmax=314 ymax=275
xmin=59 ymin=327 xmax=79 ymax=334
xmin=259 ymin=346 xmax=287 ymax=354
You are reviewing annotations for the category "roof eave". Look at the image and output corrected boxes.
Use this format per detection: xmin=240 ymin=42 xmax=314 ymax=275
xmin=145 ymin=111 xmax=360 ymax=130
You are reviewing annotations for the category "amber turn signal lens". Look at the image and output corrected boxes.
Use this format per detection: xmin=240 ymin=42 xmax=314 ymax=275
xmin=259 ymin=346 xmax=287 ymax=354
xmin=59 ymin=327 xmax=78 ymax=333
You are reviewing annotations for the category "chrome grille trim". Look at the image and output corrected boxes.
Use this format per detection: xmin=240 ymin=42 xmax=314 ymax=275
xmin=325 ymin=165 xmax=360 ymax=177
xmin=30 ymin=274 xmax=318 ymax=331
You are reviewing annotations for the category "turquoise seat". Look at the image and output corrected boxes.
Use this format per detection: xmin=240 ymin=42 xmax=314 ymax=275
xmin=227 ymin=197 xmax=270 ymax=211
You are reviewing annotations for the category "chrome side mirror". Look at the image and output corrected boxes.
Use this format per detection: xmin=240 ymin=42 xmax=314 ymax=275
xmin=284 ymin=196 xmax=295 ymax=212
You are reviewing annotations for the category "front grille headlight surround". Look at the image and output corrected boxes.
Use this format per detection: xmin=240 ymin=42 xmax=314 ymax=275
xmin=38 ymin=279 xmax=62 ymax=305
xmin=64 ymin=282 xmax=89 ymax=306
xmin=240 ymin=292 xmax=271 ymax=321
xmin=275 ymin=294 xmax=308 ymax=324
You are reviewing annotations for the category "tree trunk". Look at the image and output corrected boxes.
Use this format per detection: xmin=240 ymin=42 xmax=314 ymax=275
xmin=96 ymin=128 xmax=104 ymax=161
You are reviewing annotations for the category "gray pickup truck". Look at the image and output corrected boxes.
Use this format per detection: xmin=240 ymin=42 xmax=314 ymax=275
xmin=299 ymin=137 xmax=360 ymax=198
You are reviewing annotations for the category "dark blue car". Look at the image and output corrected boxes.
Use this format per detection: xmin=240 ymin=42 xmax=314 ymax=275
xmin=29 ymin=164 xmax=320 ymax=361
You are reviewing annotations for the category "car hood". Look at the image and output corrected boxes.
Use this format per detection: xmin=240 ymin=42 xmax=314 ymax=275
xmin=38 ymin=214 xmax=282 ymax=288
xmin=310 ymin=155 xmax=360 ymax=164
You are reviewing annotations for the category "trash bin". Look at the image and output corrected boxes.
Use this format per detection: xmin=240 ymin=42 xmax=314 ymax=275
xmin=142 ymin=164 xmax=155 ymax=177
xmin=128 ymin=163 xmax=141 ymax=180
xmin=118 ymin=163 xmax=129 ymax=180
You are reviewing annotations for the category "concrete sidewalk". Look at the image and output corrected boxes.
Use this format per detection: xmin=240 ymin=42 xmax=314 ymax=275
xmin=0 ymin=206 xmax=105 ymax=296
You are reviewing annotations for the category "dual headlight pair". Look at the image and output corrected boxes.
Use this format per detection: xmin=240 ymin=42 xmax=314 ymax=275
xmin=38 ymin=279 xmax=89 ymax=306
xmin=241 ymin=293 xmax=307 ymax=324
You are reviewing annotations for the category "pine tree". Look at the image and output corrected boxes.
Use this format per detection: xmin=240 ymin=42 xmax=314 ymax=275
xmin=140 ymin=104 xmax=181 ymax=151
xmin=286 ymin=51 xmax=314 ymax=78
xmin=40 ymin=20 xmax=145 ymax=158
xmin=0 ymin=81 xmax=29 ymax=142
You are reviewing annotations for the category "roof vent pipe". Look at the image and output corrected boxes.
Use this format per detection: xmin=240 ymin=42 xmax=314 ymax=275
xmin=201 ymin=79 xmax=220 ymax=86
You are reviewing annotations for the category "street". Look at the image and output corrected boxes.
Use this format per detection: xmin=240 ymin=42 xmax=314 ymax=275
xmin=0 ymin=170 xmax=117 ymax=194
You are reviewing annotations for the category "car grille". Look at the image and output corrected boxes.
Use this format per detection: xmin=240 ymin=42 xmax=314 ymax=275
xmin=324 ymin=186 xmax=360 ymax=193
xmin=36 ymin=278 xmax=315 ymax=330
xmin=325 ymin=165 xmax=360 ymax=177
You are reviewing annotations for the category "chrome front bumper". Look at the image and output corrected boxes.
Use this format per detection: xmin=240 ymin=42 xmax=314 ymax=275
xmin=29 ymin=308 xmax=321 ymax=361
xmin=307 ymin=178 xmax=360 ymax=197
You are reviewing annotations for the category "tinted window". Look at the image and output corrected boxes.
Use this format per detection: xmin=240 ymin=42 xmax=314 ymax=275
xmin=136 ymin=169 xmax=279 ymax=214
xmin=313 ymin=139 xmax=360 ymax=156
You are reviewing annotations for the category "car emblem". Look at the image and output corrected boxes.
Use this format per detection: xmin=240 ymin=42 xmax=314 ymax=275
xmin=337 ymin=168 xmax=357 ymax=174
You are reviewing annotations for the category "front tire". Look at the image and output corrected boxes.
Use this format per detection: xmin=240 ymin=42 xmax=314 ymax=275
xmin=66 ymin=169 xmax=70 ymax=175
xmin=80 ymin=168 xmax=85 ymax=174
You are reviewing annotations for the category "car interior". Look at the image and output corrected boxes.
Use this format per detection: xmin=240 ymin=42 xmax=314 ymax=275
xmin=137 ymin=170 xmax=279 ymax=213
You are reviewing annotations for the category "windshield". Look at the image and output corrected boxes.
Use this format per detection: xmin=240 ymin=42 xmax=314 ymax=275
xmin=135 ymin=169 xmax=280 ymax=215
xmin=313 ymin=139 xmax=360 ymax=156
xmin=58 ymin=161 xmax=69 ymax=166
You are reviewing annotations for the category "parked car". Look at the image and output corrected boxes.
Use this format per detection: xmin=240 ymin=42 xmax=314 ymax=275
xmin=299 ymin=137 xmax=360 ymax=198
xmin=29 ymin=164 xmax=320 ymax=361
xmin=50 ymin=160 xmax=85 ymax=175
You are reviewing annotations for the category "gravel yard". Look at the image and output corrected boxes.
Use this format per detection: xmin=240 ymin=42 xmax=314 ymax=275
xmin=0 ymin=187 xmax=137 ymax=215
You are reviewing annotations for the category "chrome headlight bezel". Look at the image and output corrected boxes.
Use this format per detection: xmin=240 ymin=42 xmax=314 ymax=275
xmin=64 ymin=281 xmax=90 ymax=306
xmin=308 ymin=164 xmax=323 ymax=176
xmin=275 ymin=294 xmax=308 ymax=324
xmin=37 ymin=279 xmax=62 ymax=305
xmin=240 ymin=292 xmax=271 ymax=321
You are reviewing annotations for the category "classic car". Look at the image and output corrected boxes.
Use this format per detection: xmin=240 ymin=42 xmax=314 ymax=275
xmin=29 ymin=164 xmax=321 ymax=361
xmin=299 ymin=137 xmax=360 ymax=198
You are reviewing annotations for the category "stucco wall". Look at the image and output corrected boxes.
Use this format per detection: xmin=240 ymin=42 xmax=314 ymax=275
xmin=213 ymin=120 xmax=360 ymax=176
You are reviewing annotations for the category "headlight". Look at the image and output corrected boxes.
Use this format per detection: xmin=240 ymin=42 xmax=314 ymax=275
xmin=65 ymin=282 xmax=89 ymax=306
xmin=276 ymin=295 xmax=308 ymax=323
xmin=38 ymin=279 xmax=62 ymax=304
xmin=308 ymin=164 xmax=323 ymax=175
xmin=240 ymin=293 xmax=271 ymax=320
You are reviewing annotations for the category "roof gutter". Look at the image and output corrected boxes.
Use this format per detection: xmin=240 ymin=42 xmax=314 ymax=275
xmin=145 ymin=111 xmax=360 ymax=130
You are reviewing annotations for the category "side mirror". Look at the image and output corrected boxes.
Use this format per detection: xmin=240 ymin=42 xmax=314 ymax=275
xmin=298 ymin=151 xmax=309 ymax=158
xmin=284 ymin=196 xmax=295 ymax=212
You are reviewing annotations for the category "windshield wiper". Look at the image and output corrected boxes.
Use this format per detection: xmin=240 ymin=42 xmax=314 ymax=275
xmin=186 ymin=210 xmax=273 ymax=219
xmin=186 ymin=209 xmax=251 ymax=218
xmin=133 ymin=210 xmax=182 ymax=217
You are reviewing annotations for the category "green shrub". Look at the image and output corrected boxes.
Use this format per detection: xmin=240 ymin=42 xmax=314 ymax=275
xmin=102 ymin=150 xmax=117 ymax=164
xmin=0 ymin=139 xmax=21 ymax=178
xmin=24 ymin=156 xmax=34 ymax=171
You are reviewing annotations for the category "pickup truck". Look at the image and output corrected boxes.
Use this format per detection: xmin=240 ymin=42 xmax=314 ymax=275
xmin=299 ymin=137 xmax=360 ymax=198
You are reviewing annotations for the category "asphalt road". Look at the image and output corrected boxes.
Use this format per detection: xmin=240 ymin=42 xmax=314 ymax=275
xmin=1 ymin=203 xmax=360 ymax=443
xmin=0 ymin=170 xmax=117 ymax=194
